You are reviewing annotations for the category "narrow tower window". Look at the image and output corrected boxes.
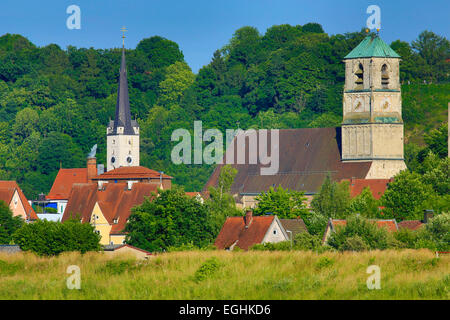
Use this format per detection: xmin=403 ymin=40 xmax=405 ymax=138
xmin=355 ymin=63 xmax=364 ymax=90
xmin=381 ymin=64 xmax=389 ymax=89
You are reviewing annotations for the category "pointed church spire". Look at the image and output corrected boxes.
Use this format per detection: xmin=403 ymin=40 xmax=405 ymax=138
xmin=112 ymin=38 xmax=135 ymax=135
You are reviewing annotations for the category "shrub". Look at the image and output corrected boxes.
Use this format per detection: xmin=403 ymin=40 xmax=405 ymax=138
xmin=0 ymin=200 xmax=24 ymax=244
xmin=393 ymin=228 xmax=418 ymax=248
xmin=302 ymin=211 xmax=328 ymax=237
xmin=315 ymin=257 xmax=334 ymax=269
xmin=415 ymin=213 xmax=450 ymax=251
xmin=102 ymin=259 xmax=138 ymax=275
xmin=293 ymin=232 xmax=322 ymax=251
xmin=13 ymin=219 xmax=101 ymax=256
xmin=327 ymin=215 xmax=388 ymax=251
xmin=341 ymin=235 xmax=368 ymax=252
xmin=194 ymin=257 xmax=222 ymax=282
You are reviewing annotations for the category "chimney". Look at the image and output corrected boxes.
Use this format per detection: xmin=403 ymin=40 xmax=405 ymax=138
xmin=97 ymin=164 xmax=104 ymax=176
xmin=423 ymin=209 xmax=434 ymax=223
xmin=87 ymin=157 xmax=97 ymax=183
xmin=244 ymin=210 xmax=253 ymax=228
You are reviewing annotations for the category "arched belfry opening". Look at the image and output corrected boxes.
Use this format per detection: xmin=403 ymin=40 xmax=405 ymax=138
xmin=355 ymin=63 xmax=364 ymax=90
xmin=381 ymin=64 xmax=389 ymax=89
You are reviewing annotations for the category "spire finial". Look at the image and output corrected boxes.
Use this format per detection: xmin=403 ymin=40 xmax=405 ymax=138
xmin=121 ymin=26 xmax=127 ymax=47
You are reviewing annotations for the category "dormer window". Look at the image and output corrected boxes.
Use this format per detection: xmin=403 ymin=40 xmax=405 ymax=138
xmin=355 ymin=63 xmax=364 ymax=90
xmin=381 ymin=64 xmax=389 ymax=89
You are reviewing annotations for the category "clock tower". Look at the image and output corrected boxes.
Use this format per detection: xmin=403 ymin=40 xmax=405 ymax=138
xmin=341 ymin=34 xmax=406 ymax=178
xmin=106 ymin=45 xmax=139 ymax=172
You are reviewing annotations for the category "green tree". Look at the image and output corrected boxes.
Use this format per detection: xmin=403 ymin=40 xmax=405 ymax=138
xmin=327 ymin=215 xmax=389 ymax=251
xmin=423 ymin=123 xmax=448 ymax=158
xmin=381 ymin=170 xmax=436 ymax=221
xmin=136 ymin=36 xmax=184 ymax=69
xmin=125 ymin=187 xmax=215 ymax=252
xmin=311 ymin=175 xmax=351 ymax=218
xmin=349 ymin=187 xmax=380 ymax=218
xmin=0 ymin=200 xmax=24 ymax=244
xmin=13 ymin=219 xmax=101 ymax=256
xmin=12 ymin=107 xmax=39 ymax=139
xmin=253 ymin=186 xmax=309 ymax=219
xmin=415 ymin=213 xmax=450 ymax=251
xmin=411 ymin=30 xmax=450 ymax=82
xmin=206 ymin=165 xmax=241 ymax=236
xmin=158 ymin=61 xmax=195 ymax=107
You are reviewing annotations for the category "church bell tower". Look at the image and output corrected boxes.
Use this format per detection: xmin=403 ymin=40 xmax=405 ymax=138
xmin=106 ymin=36 xmax=140 ymax=172
xmin=341 ymin=33 xmax=406 ymax=179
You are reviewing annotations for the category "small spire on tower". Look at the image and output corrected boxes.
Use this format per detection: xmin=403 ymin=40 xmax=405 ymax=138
xmin=121 ymin=26 xmax=127 ymax=47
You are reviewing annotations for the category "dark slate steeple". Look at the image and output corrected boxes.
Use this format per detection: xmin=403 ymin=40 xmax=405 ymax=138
xmin=111 ymin=46 xmax=136 ymax=135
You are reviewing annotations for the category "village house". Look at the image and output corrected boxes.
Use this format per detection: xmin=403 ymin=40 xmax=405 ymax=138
xmin=397 ymin=210 xmax=434 ymax=231
xmin=0 ymin=181 xmax=38 ymax=222
xmin=204 ymin=34 xmax=406 ymax=209
xmin=214 ymin=210 xmax=308 ymax=250
xmin=62 ymin=182 xmax=159 ymax=245
xmin=36 ymin=156 xmax=104 ymax=221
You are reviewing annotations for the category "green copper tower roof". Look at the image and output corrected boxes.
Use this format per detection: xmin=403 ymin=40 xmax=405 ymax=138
xmin=344 ymin=35 xmax=400 ymax=59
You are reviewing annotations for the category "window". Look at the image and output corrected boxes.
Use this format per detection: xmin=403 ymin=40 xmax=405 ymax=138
xmin=273 ymin=229 xmax=277 ymax=235
xmin=355 ymin=63 xmax=364 ymax=90
xmin=381 ymin=64 xmax=389 ymax=89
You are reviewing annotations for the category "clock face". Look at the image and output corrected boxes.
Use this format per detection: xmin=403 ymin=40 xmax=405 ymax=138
xmin=126 ymin=156 xmax=132 ymax=164
xmin=111 ymin=156 xmax=116 ymax=164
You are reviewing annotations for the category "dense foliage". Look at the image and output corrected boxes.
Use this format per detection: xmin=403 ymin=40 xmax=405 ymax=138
xmin=12 ymin=219 xmax=101 ymax=256
xmin=0 ymin=200 xmax=24 ymax=244
xmin=253 ymin=186 xmax=309 ymax=218
xmin=0 ymin=26 xmax=447 ymax=199
xmin=124 ymin=187 xmax=216 ymax=252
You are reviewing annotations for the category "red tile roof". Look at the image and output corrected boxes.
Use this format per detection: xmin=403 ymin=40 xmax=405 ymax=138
xmin=214 ymin=215 xmax=275 ymax=250
xmin=343 ymin=178 xmax=392 ymax=200
xmin=204 ymin=128 xmax=372 ymax=195
xmin=93 ymin=166 xmax=172 ymax=181
xmin=398 ymin=220 xmax=424 ymax=231
xmin=0 ymin=181 xmax=38 ymax=220
xmin=185 ymin=192 xmax=202 ymax=198
xmin=47 ymin=168 xmax=88 ymax=200
xmin=62 ymin=182 xmax=158 ymax=235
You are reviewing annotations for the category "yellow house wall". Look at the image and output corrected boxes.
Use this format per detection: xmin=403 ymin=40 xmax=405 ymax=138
xmin=90 ymin=203 xmax=112 ymax=245
xmin=109 ymin=235 xmax=126 ymax=245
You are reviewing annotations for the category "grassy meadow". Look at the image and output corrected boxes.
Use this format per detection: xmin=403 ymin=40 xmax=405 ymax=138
xmin=0 ymin=249 xmax=448 ymax=300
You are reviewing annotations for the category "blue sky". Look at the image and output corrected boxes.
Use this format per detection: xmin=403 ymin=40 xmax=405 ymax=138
xmin=0 ymin=0 xmax=448 ymax=72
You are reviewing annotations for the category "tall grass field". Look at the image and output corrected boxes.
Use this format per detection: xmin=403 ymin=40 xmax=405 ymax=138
xmin=0 ymin=249 xmax=448 ymax=299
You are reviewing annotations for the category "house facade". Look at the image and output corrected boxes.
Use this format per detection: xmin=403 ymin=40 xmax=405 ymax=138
xmin=0 ymin=181 xmax=37 ymax=222
xmin=214 ymin=211 xmax=289 ymax=250
xmin=62 ymin=182 xmax=159 ymax=245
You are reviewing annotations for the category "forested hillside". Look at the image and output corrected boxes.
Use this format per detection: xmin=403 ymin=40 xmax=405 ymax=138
xmin=0 ymin=23 xmax=448 ymax=198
